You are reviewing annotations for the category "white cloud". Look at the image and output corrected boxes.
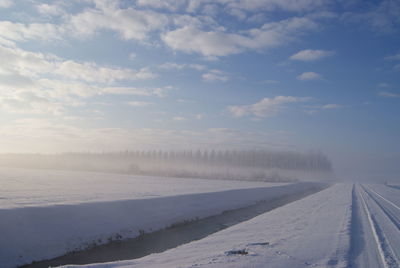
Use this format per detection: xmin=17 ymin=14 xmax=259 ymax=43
xmin=55 ymin=61 xmax=156 ymax=83
xmin=297 ymin=71 xmax=322 ymax=81
xmin=0 ymin=45 xmax=156 ymax=84
xmin=0 ymin=44 xmax=161 ymax=115
xmin=69 ymin=4 xmax=169 ymax=41
xmin=385 ymin=52 xmax=400 ymax=61
xmin=226 ymin=0 xmax=329 ymax=13
xmin=162 ymin=17 xmax=318 ymax=57
xmin=129 ymin=53 xmax=137 ymax=60
xmin=195 ymin=113 xmax=204 ymax=119
xmin=378 ymin=83 xmax=390 ymax=88
xmin=262 ymin=79 xmax=280 ymax=84
xmin=0 ymin=0 xmax=12 ymax=8
xmin=162 ymin=26 xmax=242 ymax=57
xmin=0 ymin=21 xmax=64 ymax=43
xmin=37 ymin=3 xmax=65 ymax=16
xmin=137 ymin=0 xmax=329 ymax=14
xmin=173 ymin=116 xmax=187 ymax=121
xmin=0 ymin=1 xmax=324 ymax=60
xmin=289 ymin=49 xmax=334 ymax=61
xmin=136 ymin=0 xmax=187 ymax=11
xmin=378 ymin=91 xmax=400 ymax=98
xmin=159 ymin=62 xmax=207 ymax=71
xmin=127 ymin=101 xmax=153 ymax=107
xmin=102 ymin=86 xmax=171 ymax=97
xmin=159 ymin=62 xmax=187 ymax=70
xmin=202 ymin=69 xmax=229 ymax=82
xmin=189 ymin=64 xmax=207 ymax=71
xmin=322 ymin=104 xmax=342 ymax=109
xmin=228 ymin=96 xmax=311 ymax=118
xmin=177 ymin=99 xmax=195 ymax=103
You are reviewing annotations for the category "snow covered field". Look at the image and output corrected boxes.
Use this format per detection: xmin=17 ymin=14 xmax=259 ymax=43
xmin=0 ymin=167 xmax=285 ymax=209
xmin=0 ymin=167 xmax=319 ymax=268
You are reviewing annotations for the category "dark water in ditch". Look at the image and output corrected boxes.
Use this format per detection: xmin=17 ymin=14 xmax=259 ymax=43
xmin=21 ymin=183 xmax=328 ymax=268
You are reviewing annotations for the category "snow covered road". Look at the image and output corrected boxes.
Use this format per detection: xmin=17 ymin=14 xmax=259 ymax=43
xmin=352 ymin=184 xmax=400 ymax=268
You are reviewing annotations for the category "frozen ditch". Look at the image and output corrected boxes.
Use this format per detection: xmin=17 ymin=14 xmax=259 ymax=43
xmin=20 ymin=182 xmax=326 ymax=268
xmin=0 ymin=181 xmax=326 ymax=268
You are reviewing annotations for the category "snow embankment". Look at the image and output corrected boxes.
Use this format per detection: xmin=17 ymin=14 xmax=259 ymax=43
xmin=62 ymin=184 xmax=353 ymax=268
xmin=0 ymin=168 xmax=320 ymax=268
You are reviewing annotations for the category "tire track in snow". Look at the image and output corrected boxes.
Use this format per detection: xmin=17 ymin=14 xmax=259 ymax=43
xmin=358 ymin=184 xmax=399 ymax=268
xmin=357 ymin=184 xmax=388 ymax=268
xmin=361 ymin=185 xmax=400 ymax=267
xmin=365 ymin=185 xmax=400 ymax=211
xmin=362 ymin=185 xmax=400 ymax=230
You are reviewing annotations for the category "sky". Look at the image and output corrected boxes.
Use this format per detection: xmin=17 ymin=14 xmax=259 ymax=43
xmin=0 ymin=0 xmax=399 ymax=180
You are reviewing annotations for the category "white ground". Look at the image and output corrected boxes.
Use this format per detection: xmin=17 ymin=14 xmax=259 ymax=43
xmin=1 ymin=167 xmax=399 ymax=268
xmin=0 ymin=167 xmax=309 ymax=268
xmin=0 ymin=167 xmax=284 ymax=209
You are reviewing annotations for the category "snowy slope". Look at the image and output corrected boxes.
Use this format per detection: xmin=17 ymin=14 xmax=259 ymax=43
xmin=60 ymin=184 xmax=353 ymax=268
xmin=0 ymin=167 xmax=284 ymax=209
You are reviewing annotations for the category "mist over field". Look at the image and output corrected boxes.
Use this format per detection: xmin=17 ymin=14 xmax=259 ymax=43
xmin=0 ymin=149 xmax=333 ymax=182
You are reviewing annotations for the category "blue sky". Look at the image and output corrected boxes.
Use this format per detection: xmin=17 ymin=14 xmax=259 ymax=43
xmin=0 ymin=0 xmax=399 ymax=178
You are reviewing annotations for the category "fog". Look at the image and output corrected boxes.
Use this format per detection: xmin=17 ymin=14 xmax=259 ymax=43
xmin=330 ymin=151 xmax=400 ymax=183
xmin=0 ymin=149 xmax=334 ymax=182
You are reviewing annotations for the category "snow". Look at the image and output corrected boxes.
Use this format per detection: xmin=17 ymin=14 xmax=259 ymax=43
xmin=59 ymin=184 xmax=353 ymax=268
xmin=4 ymin=167 xmax=397 ymax=268
xmin=0 ymin=167 xmax=285 ymax=209
xmin=352 ymin=184 xmax=400 ymax=267
xmin=0 ymin=167 xmax=317 ymax=268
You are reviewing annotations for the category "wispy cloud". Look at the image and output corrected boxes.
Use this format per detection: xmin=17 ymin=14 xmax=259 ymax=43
xmin=262 ymin=79 xmax=280 ymax=84
xmin=0 ymin=0 xmax=12 ymax=8
xmin=172 ymin=116 xmax=186 ymax=121
xmin=321 ymin=104 xmax=342 ymax=109
xmin=162 ymin=17 xmax=318 ymax=57
xmin=342 ymin=0 xmax=400 ymax=33
xmin=290 ymin=49 xmax=334 ymax=61
xmin=202 ymin=69 xmax=229 ymax=82
xmin=0 ymin=44 xmax=161 ymax=115
xmin=158 ymin=62 xmax=206 ymax=71
xmin=127 ymin=101 xmax=153 ymax=107
xmin=385 ymin=53 xmax=400 ymax=61
xmin=297 ymin=71 xmax=322 ymax=81
xmin=378 ymin=83 xmax=390 ymax=88
xmin=37 ymin=3 xmax=65 ymax=16
xmin=378 ymin=91 xmax=400 ymax=98
xmin=68 ymin=3 xmax=169 ymax=41
xmin=228 ymin=96 xmax=311 ymax=118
